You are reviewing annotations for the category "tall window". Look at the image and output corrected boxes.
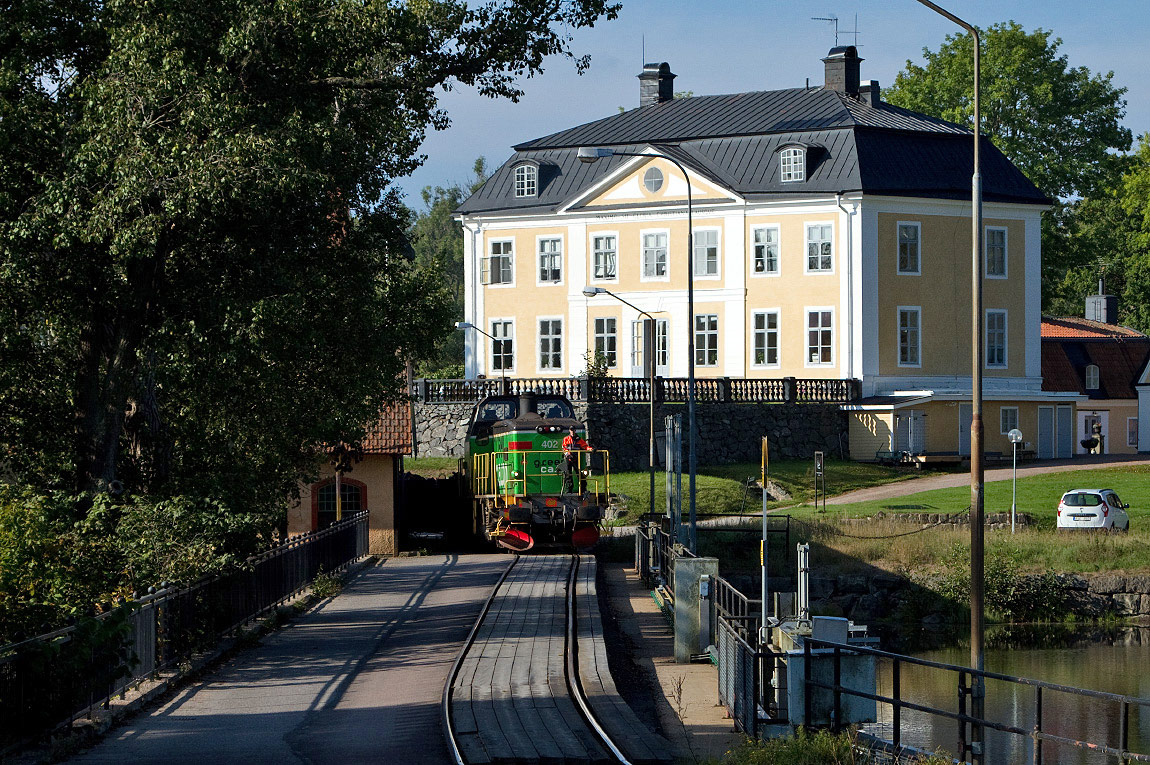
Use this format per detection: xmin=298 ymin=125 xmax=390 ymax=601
xmin=898 ymin=223 xmax=921 ymax=274
xmin=1129 ymin=418 xmax=1139 ymax=448
xmin=985 ymin=227 xmax=1007 ymax=277
xmin=538 ymin=319 xmax=562 ymax=370
xmin=806 ymin=223 xmax=833 ymax=272
xmin=514 ymin=164 xmax=537 ymax=197
xmin=695 ymin=314 xmax=718 ymax=367
xmin=537 ymin=237 xmax=562 ymax=283
xmin=753 ymin=311 xmax=779 ymax=366
xmin=656 ymin=319 xmax=669 ymax=372
xmin=898 ymin=307 xmax=921 ymax=367
xmin=1085 ymin=364 xmax=1099 ymax=390
xmin=779 ymin=147 xmax=806 ymax=182
xmin=693 ymin=229 xmax=719 ymax=277
xmin=594 ymin=317 xmax=617 ymax=368
xmin=491 ymin=320 xmax=513 ymax=371
xmin=483 ymin=240 xmax=513 ymax=285
xmin=631 ymin=321 xmax=643 ymax=371
xmin=752 ymin=226 xmax=779 ymax=275
xmin=592 ymin=234 xmax=617 ymax=280
xmin=807 ymin=310 xmax=833 ymax=365
xmin=316 ymin=481 xmax=363 ymax=529
xmin=986 ymin=310 xmax=1007 ymax=368
xmin=642 ymin=232 xmax=668 ymax=278
xmin=1000 ymin=407 xmax=1019 ymax=435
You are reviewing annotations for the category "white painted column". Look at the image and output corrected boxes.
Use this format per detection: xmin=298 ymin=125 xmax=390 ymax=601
xmin=567 ymin=221 xmax=589 ymax=375
xmin=723 ymin=210 xmax=747 ymax=376
xmin=1139 ymin=385 xmax=1150 ymax=453
xmin=462 ymin=222 xmax=480 ymax=378
xmin=1024 ymin=212 xmax=1042 ymax=381
xmin=859 ymin=205 xmax=881 ymax=396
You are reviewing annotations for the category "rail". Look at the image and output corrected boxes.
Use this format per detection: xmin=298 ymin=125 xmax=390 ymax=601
xmin=414 ymin=376 xmax=861 ymax=404
xmin=802 ymin=636 xmax=1150 ymax=764
xmin=0 ymin=512 xmax=369 ymax=752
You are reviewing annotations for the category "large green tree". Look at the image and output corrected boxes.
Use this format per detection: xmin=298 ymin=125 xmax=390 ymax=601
xmin=886 ymin=21 xmax=1130 ymax=201
xmin=1 ymin=0 xmax=619 ymax=501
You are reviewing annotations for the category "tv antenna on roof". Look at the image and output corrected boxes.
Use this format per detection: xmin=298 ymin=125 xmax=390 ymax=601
xmin=813 ymin=14 xmax=861 ymax=48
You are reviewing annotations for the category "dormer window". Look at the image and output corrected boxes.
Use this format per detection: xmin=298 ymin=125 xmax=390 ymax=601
xmin=1086 ymin=364 xmax=1099 ymax=390
xmin=514 ymin=164 xmax=537 ymax=197
xmin=779 ymin=146 xmax=806 ymax=182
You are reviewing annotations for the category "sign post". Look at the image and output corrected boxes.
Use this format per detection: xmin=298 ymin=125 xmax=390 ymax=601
xmin=814 ymin=450 xmax=825 ymax=513
xmin=760 ymin=436 xmax=770 ymax=645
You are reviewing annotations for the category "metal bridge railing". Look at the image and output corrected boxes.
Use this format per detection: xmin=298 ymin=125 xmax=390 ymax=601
xmin=802 ymin=636 xmax=1150 ymax=764
xmin=0 ymin=512 xmax=369 ymax=753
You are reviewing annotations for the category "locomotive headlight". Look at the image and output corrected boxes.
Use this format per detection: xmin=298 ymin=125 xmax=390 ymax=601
xmin=580 ymin=469 xmax=591 ymax=477
xmin=513 ymin=471 xmax=522 ymax=479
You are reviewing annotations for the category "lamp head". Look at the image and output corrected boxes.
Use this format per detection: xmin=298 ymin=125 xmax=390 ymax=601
xmin=1008 ymin=428 xmax=1024 ymax=444
xmin=577 ymin=146 xmax=614 ymax=164
xmin=582 ymin=286 xmax=604 ymax=298
xmin=454 ymin=321 xmax=473 ymax=330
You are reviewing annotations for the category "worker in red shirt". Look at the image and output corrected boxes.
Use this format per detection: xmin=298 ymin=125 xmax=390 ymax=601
xmin=561 ymin=426 xmax=589 ymax=494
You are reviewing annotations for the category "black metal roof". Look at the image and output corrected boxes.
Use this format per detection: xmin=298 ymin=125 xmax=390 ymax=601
xmin=456 ymin=88 xmax=1049 ymax=215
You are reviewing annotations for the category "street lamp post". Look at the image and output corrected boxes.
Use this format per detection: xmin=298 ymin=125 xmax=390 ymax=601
xmin=583 ymin=286 xmax=660 ymax=524
xmin=1008 ymin=428 xmax=1023 ymax=534
xmin=912 ymin=3 xmax=985 ymax=761
xmin=455 ymin=321 xmax=509 ymax=394
xmin=578 ymin=145 xmax=698 ymax=552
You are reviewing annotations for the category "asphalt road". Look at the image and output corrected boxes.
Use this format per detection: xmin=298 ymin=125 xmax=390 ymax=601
xmin=68 ymin=554 xmax=510 ymax=765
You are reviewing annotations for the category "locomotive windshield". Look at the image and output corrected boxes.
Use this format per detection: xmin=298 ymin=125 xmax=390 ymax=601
xmin=468 ymin=394 xmax=576 ymax=437
xmin=537 ymin=398 xmax=574 ymax=419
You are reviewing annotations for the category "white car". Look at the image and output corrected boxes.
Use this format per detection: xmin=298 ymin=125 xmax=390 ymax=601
xmin=1057 ymin=489 xmax=1131 ymax=531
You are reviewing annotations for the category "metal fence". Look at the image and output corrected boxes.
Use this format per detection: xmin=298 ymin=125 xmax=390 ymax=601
xmin=803 ymin=636 xmax=1150 ymax=764
xmin=413 ymin=376 xmax=861 ymax=404
xmin=0 ymin=512 xmax=369 ymax=751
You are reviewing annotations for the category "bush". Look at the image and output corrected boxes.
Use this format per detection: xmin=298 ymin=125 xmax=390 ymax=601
xmin=716 ymin=729 xmax=950 ymax=764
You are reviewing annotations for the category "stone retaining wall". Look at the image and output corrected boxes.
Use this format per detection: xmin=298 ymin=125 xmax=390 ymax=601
xmin=412 ymin=400 xmax=848 ymax=470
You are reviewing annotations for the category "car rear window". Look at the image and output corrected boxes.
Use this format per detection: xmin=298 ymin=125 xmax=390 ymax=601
xmin=1063 ymin=492 xmax=1102 ymax=507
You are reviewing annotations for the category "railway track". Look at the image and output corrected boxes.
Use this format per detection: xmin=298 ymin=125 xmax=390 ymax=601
xmin=442 ymin=554 xmax=671 ymax=765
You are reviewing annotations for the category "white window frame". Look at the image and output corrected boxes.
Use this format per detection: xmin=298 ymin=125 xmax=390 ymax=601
xmin=751 ymin=225 xmax=780 ymax=277
xmin=986 ymin=309 xmax=1008 ymax=369
xmin=897 ymin=221 xmax=921 ymax=276
xmin=805 ymin=222 xmax=834 ymax=274
xmin=805 ymin=307 xmax=835 ymax=368
xmin=1085 ymin=364 xmax=1099 ymax=390
xmin=536 ymin=317 xmax=563 ymax=373
xmin=693 ymin=227 xmax=721 ymax=280
xmin=490 ymin=318 xmax=515 ymax=374
xmin=482 ymin=239 xmax=515 ymax=287
xmin=751 ymin=310 xmax=780 ymax=368
xmin=694 ymin=313 xmax=719 ymax=367
xmin=985 ymin=226 xmax=1008 ymax=279
xmin=591 ymin=232 xmax=618 ymax=282
xmin=779 ymin=147 xmax=806 ymax=182
xmin=655 ymin=319 xmax=669 ymax=374
xmin=1128 ymin=417 xmax=1139 ymax=448
xmin=536 ymin=235 xmax=563 ymax=286
xmin=897 ymin=306 xmax=922 ymax=368
xmin=514 ymin=164 xmax=537 ymax=197
xmin=630 ymin=320 xmax=643 ymax=373
xmin=643 ymin=166 xmax=664 ymax=193
xmin=1000 ymin=406 xmax=1019 ymax=435
xmin=594 ymin=317 xmax=618 ymax=368
xmin=640 ymin=229 xmax=670 ymax=282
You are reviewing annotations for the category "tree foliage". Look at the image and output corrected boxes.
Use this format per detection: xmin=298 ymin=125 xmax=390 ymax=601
xmin=886 ymin=21 xmax=1131 ymax=201
xmin=0 ymin=0 xmax=619 ymax=629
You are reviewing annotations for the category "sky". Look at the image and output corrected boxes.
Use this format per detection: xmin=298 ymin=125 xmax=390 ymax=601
xmin=394 ymin=0 xmax=1150 ymax=207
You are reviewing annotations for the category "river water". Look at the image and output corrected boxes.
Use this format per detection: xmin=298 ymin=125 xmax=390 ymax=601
xmin=862 ymin=625 xmax=1150 ymax=763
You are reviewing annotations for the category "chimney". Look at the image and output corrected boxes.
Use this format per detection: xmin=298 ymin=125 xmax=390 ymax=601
xmin=859 ymin=79 xmax=881 ymax=106
xmin=1085 ymin=279 xmax=1119 ymax=324
xmin=639 ymin=62 xmax=675 ymax=107
xmin=822 ymin=46 xmax=862 ymax=97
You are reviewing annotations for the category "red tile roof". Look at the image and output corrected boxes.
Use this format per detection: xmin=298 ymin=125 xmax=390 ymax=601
xmin=1041 ymin=316 xmax=1145 ymax=339
xmin=360 ymin=401 xmax=413 ymax=455
xmin=1042 ymin=335 xmax=1150 ymax=398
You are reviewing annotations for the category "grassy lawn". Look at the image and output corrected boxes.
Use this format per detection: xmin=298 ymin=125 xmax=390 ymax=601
xmin=775 ymin=465 xmax=1150 ymax=575
xmin=790 ymin=464 xmax=1150 ymax=527
xmin=607 ymin=458 xmax=913 ymax=525
xmin=403 ymin=456 xmax=461 ymax=478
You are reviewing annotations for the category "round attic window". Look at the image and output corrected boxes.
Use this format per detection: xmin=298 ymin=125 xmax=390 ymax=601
xmin=643 ymin=167 xmax=664 ymax=193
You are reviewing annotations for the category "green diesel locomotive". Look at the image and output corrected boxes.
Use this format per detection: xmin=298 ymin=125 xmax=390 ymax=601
xmin=465 ymin=392 xmax=609 ymax=551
